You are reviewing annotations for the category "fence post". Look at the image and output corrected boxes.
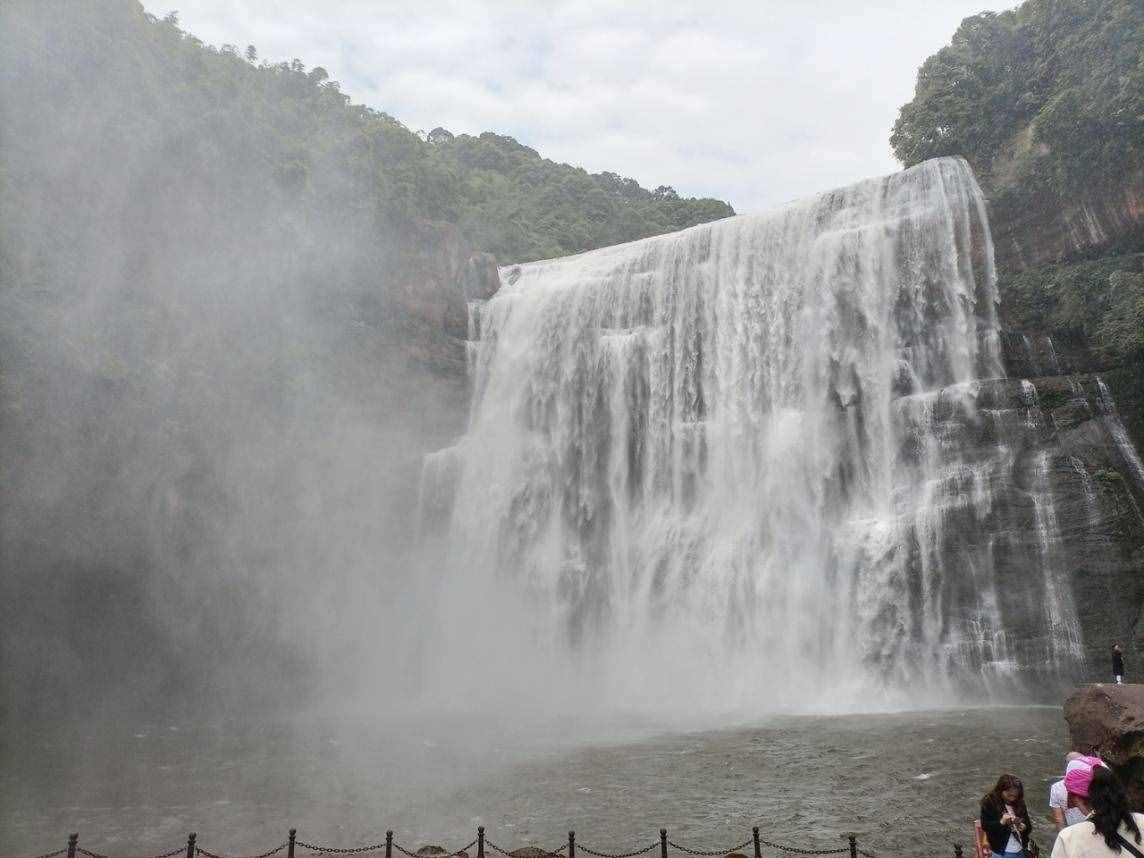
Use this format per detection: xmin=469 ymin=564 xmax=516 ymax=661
xmin=67 ymin=834 xmax=78 ymax=858
xmin=955 ymin=845 xmax=964 ymax=858
xmin=660 ymin=829 xmax=668 ymax=858
xmin=848 ymin=835 xmax=856 ymax=858
xmin=186 ymin=833 xmax=197 ymax=858
xmin=387 ymin=831 xmax=393 ymax=858
xmin=752 ymin=828 xmax=761 ymax=858
xmin=478 ymin=826 xmax=485 ymax=858
xmin=569 ymin=831 xmax=576 ymax=858
xmin=288 ymin=829 xmax=296 ymax=858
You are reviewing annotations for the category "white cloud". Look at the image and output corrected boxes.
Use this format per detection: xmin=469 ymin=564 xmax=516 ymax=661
xmin=143 ymin=0 xmax=1015 ymax=212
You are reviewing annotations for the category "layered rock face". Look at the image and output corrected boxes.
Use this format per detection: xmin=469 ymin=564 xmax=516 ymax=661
xmin=971 ymin=374 xmax=1144 ymax=682
xmin=989 ymin=179 xmax=1144 ymax=682
xmin=990 ymin=174 xmax=1144 ymax=274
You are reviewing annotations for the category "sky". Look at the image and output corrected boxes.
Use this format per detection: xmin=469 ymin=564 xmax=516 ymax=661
xmin=142 ymin=0 xmax=1018 ymax=213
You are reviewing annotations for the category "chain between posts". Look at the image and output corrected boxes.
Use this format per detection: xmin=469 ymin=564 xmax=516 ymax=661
xmin=574 ymin=843 xmax=660 ymax=858
xmin=295 ymin=842 xmax=386 ymax=855
xmin=667 ymin=839 xmax=754 ymax=856
xmin=77 ymin=850 xmax=110 ymax=858
xmin=392 ymin=840 xmax=480 ymax=858
xmin=196 ymin=844 xmax=288 ymax=858
xmin=484 ymin=840 xmax=566 ymax=857
xmin=753 ymin=840 xmax=850 ymax=856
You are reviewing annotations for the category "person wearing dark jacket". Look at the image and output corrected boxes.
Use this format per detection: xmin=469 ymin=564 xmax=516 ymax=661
xmin=1113 ymin=645 xmax=1125 ymax=685
xmin=982 ymin=774 xmax=1033 ymax=858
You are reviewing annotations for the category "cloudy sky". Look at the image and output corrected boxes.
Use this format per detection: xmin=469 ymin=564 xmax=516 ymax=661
xmin=143 ymin=1 xmax=1017 ymax=213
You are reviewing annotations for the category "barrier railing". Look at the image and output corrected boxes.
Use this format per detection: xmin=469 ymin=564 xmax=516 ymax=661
xmin=23 ymin=825 xmax=976 ymax=858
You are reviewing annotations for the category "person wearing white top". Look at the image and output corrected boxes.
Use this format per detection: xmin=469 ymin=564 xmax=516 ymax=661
xmin=1053 ymin=753 xmax=1092 ymax=830
xmin=1052 ymin=762 xmax=1144 ymax=858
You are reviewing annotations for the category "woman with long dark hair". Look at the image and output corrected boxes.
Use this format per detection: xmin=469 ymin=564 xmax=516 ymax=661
xmin=981 ymin=773 xmax=1032 ymax=858
xmin=1052 ymin=760 xmax=1144 ymax=858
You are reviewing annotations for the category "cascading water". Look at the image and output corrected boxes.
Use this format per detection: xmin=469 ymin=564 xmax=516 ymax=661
xmin=419 ymin=157 xmax=1085 ymax=713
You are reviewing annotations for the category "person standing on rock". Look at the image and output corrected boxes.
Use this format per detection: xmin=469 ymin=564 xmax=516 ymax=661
xmin=1051 ymin=757 xmax=1144 ymax=858
xmin=981 ymin=774 xmax=1033 ymax=858
xmin=1113 ymin=645 xmax=1125 ymax=685
xmin=1053 ymin=753 xmax=1089 ymax=830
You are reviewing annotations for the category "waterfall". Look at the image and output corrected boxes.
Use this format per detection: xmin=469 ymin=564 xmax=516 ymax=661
xmin=421 ymin=157 xmax=1081 ymax=712
xmin=1097 ymin=377 xmax=1144 ymax=495
xmin=1030 ymin=451 xmax=1083 ymax=664
xmin=1069 ymin=456 xmax=1100 ymax=527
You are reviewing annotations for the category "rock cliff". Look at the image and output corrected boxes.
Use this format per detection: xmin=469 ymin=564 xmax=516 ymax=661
xmin=386 ymin=219 xmax=501 ymax=384
xmin=894 ymin=373 xmax=1144 ymax=688
xmin=986 ymin=168 xmax=1144 ymax=685
xmin=990 ymin=174 xmax=1144 ymax=275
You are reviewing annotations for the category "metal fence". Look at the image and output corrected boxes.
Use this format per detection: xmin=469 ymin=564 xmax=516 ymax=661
xmin=26 ymin=825 xmax=974 ymax=858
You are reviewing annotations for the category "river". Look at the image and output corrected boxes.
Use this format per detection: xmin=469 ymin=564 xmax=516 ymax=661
xmin=3 ymin=707 xmax=1069 ymax=858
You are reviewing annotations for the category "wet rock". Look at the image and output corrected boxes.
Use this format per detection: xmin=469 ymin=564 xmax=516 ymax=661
xmin=417 ymin=849 xmax=467 ymax=858
xmin=884 ymin=370 xmax=1144 ymax=689
xmin=1064 ymin=684 xmax=1144 ymax=809
xmin=1064 ymin=684 xmax=1144 ymax=763
xmin=461 ymin=252 xmax=502 ymax=302
xmin=386 ymin=219 xmax=500 ymax=379
xmin=508 ymin=848 xmax=559 ymax=858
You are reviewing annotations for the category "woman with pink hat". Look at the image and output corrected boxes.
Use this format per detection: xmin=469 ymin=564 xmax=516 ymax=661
xmin=1051 ymin=756 xmax=1144 ymax=858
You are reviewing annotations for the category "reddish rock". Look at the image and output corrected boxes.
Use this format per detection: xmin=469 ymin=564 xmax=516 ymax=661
xmin=990 ymin=172 xmax=1144 ymax=274
xmin=1064 ymin=684 xmax=1144 ymax=810
xmin=1064 ymin=684 xmax=1144 ymax=763
xmin=386 ymin=219 xmax=502 ymax=379
xmin=461 ymin=251 xmax=501 ymax=301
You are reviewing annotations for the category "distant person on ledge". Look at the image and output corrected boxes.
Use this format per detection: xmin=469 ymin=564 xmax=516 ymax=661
xmin=1051 ymin=756 xmax=1144 ymax=858
xmin=1113 ymin=644 xmax=1125 ymax=685
xmin=982 ymin=773 xmax=1032 ymax=858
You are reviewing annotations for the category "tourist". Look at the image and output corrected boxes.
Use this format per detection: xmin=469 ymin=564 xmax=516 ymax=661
xmin=981 ymin=773 xmax=1033 ymax=858
xmin=1051 ymin=757 xmax=1144 ymax=858
xmin=1053 ymin=753 xmax=1089 ymax=830
xmin=1113 ymin=645 xmax=1125 ymax=685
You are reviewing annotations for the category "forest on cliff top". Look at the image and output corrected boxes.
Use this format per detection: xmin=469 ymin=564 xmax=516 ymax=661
xmin=894 ymin=0 xmax=1144 ymax=360
xmin=893 ymin=0 xmax=1143 ymax=203
xmin=3 ymin=0 xmax=730 ymax=268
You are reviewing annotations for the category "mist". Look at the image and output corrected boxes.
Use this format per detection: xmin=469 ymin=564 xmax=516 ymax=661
xmin=0 ymin=0 xmax=463 ymax=731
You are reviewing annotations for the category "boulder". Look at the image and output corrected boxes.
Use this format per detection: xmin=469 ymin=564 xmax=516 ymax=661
xmin=1063 ymin=684 xmax=1144 ymax=809
xmin=1064 ymin=684 xmax=1144 ymax=764
xmin=508 ymin=848 xmax=559 ymax=858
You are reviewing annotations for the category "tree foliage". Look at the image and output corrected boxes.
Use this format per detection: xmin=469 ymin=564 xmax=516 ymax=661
xmin=891 ymin=0 xmax=1144 ymax=199
xmin=3 ymin=0 xmax=730 ymax=266
xmin=1000 ymin=254 xmax=1144 ymax=363
xmin=423 ymin=133 xmax=733 ymax=262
